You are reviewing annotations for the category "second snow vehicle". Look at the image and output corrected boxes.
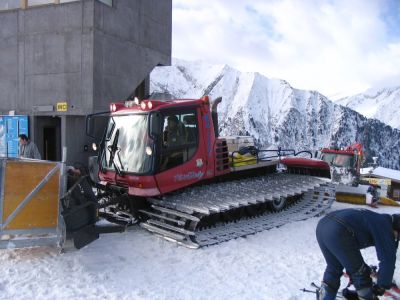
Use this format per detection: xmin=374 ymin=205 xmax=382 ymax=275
xmin=319 ymin=143 xmax=363 ymax=186
xmin=86 ymin=96 xmax=334 ymax=248
xmin=318 ymin=144 xmax=389 ymax=206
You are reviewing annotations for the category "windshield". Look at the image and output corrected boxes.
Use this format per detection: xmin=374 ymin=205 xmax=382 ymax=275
xmin=321 ymin=153 xmax=354 ymax=168
xmin=102 ymin=114 xmax=153 ymax=174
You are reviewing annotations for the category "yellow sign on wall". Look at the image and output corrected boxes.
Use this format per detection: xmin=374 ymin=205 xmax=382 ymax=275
xmin=56 ymin=102 xmax=68 ymax=112
xmin=366 ymin=178 xmax=391 ymax=186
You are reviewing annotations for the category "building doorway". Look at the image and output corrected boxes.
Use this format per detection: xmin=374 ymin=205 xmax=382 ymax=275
xmin=34 ymin=116 xmax=61 ymax=161
xmin=43 ymin=127 xmax=57 ymax=161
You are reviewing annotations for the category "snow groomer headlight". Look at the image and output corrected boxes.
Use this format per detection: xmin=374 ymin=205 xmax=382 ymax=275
xmin=146 ymin=146 xmax=153 ymax=156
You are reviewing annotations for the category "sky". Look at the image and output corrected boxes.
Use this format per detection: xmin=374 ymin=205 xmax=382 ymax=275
xmin=172 ymin=0 xmax=400 ymax=99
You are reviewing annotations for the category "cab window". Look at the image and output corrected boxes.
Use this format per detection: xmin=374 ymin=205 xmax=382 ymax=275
xmin=159 ymin=110 xmax=198 ymax=171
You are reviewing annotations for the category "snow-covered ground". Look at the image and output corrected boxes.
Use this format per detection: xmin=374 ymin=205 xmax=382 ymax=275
xmin=1 ymin=202 xmax=400 ymax=300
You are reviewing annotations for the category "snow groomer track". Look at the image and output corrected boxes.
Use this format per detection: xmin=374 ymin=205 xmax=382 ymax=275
xmin=139 ymin=174 xmax=335 ymax=248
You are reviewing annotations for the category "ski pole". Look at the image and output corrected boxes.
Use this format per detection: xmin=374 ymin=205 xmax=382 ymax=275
xmin=311 ymin=282 xmax=320 ymax=289
xmin=300 ymin=288 xmax=317 ymax=294
xmin=307 ymin=283 xmax=344 ymax=299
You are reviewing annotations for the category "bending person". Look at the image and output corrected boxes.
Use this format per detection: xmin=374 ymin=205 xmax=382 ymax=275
xmin=316 ymin=208 xmax=400 ymax=300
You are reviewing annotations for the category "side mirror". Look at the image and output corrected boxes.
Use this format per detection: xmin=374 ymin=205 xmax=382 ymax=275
xmin=86 ymin=112 xmax=109 ymax=139
xmin=150 ymin=112 xmax=162 ymax=137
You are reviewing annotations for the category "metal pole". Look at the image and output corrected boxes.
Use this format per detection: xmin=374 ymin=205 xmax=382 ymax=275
xmin=62 ymin=146 xmax=67 ymax=163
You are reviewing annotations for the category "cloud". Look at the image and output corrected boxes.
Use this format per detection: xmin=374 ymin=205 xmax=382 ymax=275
xmin=172 ymin=0 xmax=400 ymax=98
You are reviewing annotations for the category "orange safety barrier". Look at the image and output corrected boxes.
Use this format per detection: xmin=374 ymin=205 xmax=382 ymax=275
xmin=0 ymin=158 xmax=66 ymax=249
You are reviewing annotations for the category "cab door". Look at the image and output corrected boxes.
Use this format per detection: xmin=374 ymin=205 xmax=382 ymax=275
xmin=154 ymin=108 xmax=207 ymax=194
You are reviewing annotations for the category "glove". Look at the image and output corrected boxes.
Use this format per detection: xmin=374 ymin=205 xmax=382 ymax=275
xmin=357 ymin=286 xmax=379 ymax=300
xmin=372 ymin=284 xmax=385 ymax=296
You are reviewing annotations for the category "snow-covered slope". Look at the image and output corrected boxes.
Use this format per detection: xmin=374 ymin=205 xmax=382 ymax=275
xmin=150 ymin=59 xmax=400 ymax=170
xmin=1 ymin=202 xmax=400 ymax=300
xmin=336 ymin=87 xmax=400 ymax=129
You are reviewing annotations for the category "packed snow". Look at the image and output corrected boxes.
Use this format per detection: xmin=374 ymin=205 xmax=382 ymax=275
xmin=2 ymin=201 xmax=400 ymax=300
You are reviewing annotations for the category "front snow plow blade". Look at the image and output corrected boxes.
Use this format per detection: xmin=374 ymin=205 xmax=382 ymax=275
xmin=139 ymin=174 xmax=335 ymax=248
xmin=60 ymin=175 xmax=99 ymax=249
xmin=336 ymin=185 xmax=400 ymax=206
xmin=335 ymin=185 xmax=370 ymax=204
xmin=60 ymin=174 xmax=126 ymax=249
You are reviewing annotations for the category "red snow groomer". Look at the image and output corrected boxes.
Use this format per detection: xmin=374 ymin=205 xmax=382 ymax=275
xmin=84 ymin=95 xmax=333 ymax=248
xmin=319 ymin=143 xmax=363 ymax=186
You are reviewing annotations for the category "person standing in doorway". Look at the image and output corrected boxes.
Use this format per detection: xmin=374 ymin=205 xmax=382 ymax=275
xmin=18 ymin=134 xmax=41 ymax=159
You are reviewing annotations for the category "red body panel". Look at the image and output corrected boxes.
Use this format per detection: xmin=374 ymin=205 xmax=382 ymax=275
xmin=98 ymin=171 xmax=161 ymax=196
xmin=321 ymin=143 xmax=363 ymax=156
xmin=321 ymin=149 xmax=355 ymax=155
xmin=281 ymin=157 xmax=330 ymax=170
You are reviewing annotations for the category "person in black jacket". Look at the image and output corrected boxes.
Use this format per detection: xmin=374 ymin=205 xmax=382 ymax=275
xmin=163 ymin=115 xmax=185 ymax=147
xmin=316 ymin=209 xmax=400 ymax=300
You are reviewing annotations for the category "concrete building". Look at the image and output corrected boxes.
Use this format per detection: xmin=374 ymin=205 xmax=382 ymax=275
xmin=0 ymin=0 xmax=172 ymax=165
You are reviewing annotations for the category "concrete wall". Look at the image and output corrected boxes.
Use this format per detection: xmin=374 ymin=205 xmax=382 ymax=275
xmin=0 ymin=0 xmax=171 ymax=115
xmin=0 ymin=0 xmax=172 ymax=165
xmin=0 ymin=10 xmax=19 ymax=112
xmin=0 ymin=1 xmax=81 ymax=11
xmin=0 ymin=0 xmax=94 ymax=116
xmin=92 ymin=0 xmax=172 ymax=111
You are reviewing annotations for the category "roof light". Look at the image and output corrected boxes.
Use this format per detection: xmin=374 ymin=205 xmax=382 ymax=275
xmin=92 ymin=143 xmax=98 ymax=151
xmin=124 ymin=100 xmax=134 ymax=108
xmin=140 ymin=101 xmax=146 ymax=110
xmin=110 ymin=103 xmax=117 ymax=112
xmin=147 ymin=101 xmax=153 ymax=109
xmin=134 ymin=97 xmax=140 ymax=105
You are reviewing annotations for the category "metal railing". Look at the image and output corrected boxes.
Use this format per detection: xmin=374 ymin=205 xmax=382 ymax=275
xmin=230 ymin=146 xmax=313 ymax=167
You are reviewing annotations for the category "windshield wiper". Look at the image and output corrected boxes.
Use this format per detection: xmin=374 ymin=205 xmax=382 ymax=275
xmin=107 ymin=129 xmax=122 ymax=176
xmin=116 ymin=151 xmax=125 ymax=171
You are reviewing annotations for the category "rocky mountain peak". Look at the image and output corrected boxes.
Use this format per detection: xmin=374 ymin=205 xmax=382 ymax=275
xmin=151 ymin=59 xmax=400 ymax=170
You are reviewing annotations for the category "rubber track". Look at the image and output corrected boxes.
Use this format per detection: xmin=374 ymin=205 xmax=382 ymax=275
xmin=195 ymin=186 xmax=334 ymax=246
xmin=139 ymin=174 xmax=335 ymax=248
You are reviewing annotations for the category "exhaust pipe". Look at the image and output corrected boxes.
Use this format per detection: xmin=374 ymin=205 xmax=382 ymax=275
xmin=211 ymin=97 xmax=222 ymax=138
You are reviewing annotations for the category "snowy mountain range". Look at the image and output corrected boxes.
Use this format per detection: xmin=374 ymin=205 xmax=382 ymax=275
xmin=150 ymin=59 xmax=400 ymax=170
xmin=336 ymin=87 xmax=400 ymax=129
